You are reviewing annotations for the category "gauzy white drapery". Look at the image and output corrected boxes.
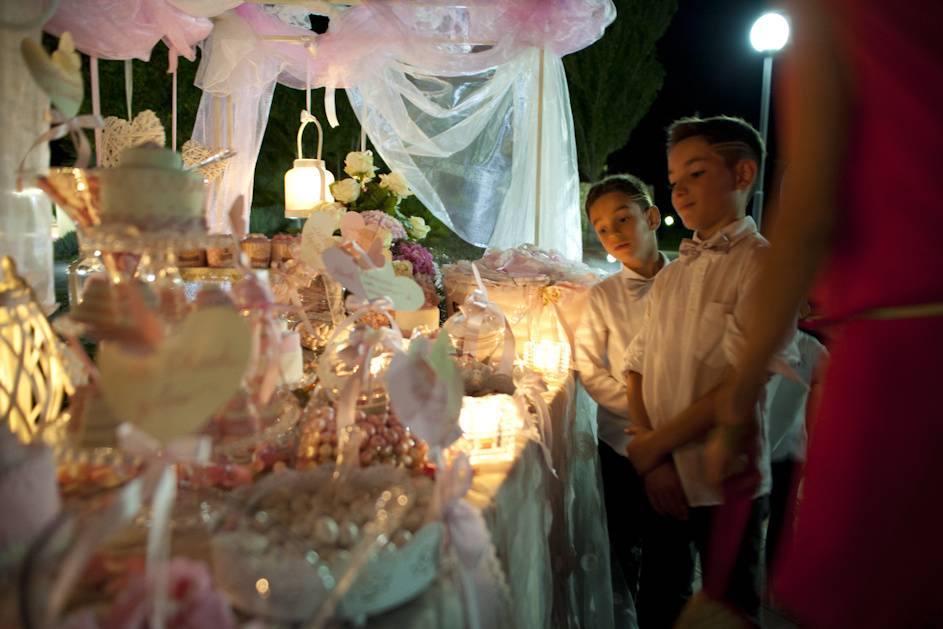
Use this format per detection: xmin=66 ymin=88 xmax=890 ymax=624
xmin=348 ymin=46 xmax=582 ymax=260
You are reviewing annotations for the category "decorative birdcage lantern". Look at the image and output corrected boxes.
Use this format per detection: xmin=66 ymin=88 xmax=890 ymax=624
xmin=0 ymin=257 xmax=72 ymax=443
xmin=457 ymin=394 xmax=526 ymax=466
xmin=522 ymin=338 xmax=571 ymax=385
xmin=521 ymin=285 xmax=572 ymax=384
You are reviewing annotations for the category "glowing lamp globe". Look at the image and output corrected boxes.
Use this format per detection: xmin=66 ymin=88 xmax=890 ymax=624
xmin=750 ymin=12 xmax=790 ymax=53
xmin=285 ymin=158 xmax=335 ymax=219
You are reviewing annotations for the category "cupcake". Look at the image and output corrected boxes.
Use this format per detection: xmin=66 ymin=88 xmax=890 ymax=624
xmin=176 ymin=248 xmax=207 ymax=268
xmin=206 ymin=240 xmax=237 ymax=268
xmin=271 ymin=233 xmax=298 ymax=265
xmin=240 ymin=233 xmax=271 ymax=269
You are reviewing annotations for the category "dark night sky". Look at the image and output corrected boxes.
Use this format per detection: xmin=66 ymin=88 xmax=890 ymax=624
xmin=607 ymin=0 xmax=784 ymax=234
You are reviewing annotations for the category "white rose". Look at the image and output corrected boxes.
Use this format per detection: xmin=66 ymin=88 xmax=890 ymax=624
xmin=379 ymin=171 xmax=412 ymax=199
xmin=406 ymin=215 xmax=430 ymax=240
xmin=330 ymin=178 xmax=361 ymax=204
xmin=343 ymin=150 xmax=377 ymax=180
xmin=311 ymin=200 xmax=346 ymax=215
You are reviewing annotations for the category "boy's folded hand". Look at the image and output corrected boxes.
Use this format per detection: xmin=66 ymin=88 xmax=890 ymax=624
xmin=625 ymin=426 xmax=662 ymax=475
xmin=643 ymin=461 xmax=689 ymax=520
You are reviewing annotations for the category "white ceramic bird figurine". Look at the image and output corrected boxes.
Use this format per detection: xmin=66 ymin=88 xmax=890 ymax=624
xmin=21 ymin=31 xmax=83 ymax=119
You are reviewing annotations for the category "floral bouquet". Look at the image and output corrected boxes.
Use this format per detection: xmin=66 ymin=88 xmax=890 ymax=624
xmin=328 ymin=151 xmax=440 ymax=312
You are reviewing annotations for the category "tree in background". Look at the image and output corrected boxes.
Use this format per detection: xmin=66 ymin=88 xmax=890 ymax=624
xmin=565 ymin=0 xmax=677 ymax=183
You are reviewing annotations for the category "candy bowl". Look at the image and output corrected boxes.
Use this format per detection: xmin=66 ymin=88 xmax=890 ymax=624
xmin=208 ymin=464 xmax=440 ymax=623
xmin=296 ymin=401 xmax=429 ymax=472
xmin=55 ymin=444 xmax=144 ymax=502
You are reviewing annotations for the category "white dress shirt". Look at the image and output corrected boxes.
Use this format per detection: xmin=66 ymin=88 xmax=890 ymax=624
xmin=766 ymin=330 xmax=827 ymax=462
xmin=575 ymin=254 xmax=670 ymax=455
xmin=624 ymin=217 xmax=799 ymax=507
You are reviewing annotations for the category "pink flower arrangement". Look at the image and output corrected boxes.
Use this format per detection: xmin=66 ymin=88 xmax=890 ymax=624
xmin=393 ymin=240 xmax=437 ymax=278
xmin=360 ymin=210 xmax=407 ymax=241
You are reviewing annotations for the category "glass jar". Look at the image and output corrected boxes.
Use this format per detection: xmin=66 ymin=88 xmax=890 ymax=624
xmin=66 ymin=232 xmax=104 ymax=307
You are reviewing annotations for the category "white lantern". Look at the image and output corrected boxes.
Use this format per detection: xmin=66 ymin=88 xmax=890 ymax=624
xmin=285 ymin=110 xmax=335 ymax=219
xmin=458 ymin=394 xmax=526 ymax=466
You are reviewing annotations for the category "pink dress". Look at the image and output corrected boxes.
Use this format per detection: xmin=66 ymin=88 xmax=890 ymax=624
xmin=774 ymin=2 xmax=943 ymax=626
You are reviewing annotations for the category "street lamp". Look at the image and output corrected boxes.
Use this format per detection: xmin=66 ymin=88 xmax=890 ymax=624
xmin=750 ymin=12 xmax=790 ymax=228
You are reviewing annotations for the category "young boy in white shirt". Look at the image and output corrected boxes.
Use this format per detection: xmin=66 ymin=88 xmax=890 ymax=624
xmin=622 ymin=116 xmax=798 ymax=626
xmin=574 ymin=174 xmax=668 ymax=625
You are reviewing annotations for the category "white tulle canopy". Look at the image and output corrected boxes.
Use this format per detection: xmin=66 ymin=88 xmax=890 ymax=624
xmin=42 ymin=0 xmax=616 ymax=258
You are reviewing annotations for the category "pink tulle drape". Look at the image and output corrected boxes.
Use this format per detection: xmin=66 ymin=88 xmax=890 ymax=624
xmin=44 ymin=0 xmax=212 ymax=61
xmin=253 ymin=0 xmax=616 ymax=89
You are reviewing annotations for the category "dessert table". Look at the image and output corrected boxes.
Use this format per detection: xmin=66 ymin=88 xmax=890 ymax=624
xmin=359 ymin=377 xmax=613 ymax=629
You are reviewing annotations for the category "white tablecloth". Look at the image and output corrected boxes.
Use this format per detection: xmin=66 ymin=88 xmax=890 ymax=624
xmin=361 ymin=376 xmax=614 ymax=628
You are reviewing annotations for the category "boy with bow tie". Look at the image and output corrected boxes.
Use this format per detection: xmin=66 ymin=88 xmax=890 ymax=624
xmin=622 ymin=116 xmax=798 ymax=627
xmin=574 ymin=174 xmax=669 ymax=626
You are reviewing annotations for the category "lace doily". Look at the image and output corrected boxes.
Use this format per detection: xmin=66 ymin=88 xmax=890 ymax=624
xmin=99 ymin=109 xmax=165 ymax=168
xmin=182 ymin=138 xmax=230 ymax=182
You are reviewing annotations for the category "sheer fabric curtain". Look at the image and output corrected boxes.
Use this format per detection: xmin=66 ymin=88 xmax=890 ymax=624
xmin=349 ymin=46 xmax=581 ymax=259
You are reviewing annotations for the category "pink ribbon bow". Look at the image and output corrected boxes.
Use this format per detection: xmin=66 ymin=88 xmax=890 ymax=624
xmin=678 ymin=234 xmax=732 ymax=263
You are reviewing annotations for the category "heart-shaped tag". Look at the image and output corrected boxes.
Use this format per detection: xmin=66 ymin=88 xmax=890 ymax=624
xmin=97 ymin=306 xmax=252 ymax=443
xmin=387 ymin=334 xmax=463 ymax=449
xmin=299 ymin=207 xmax=343 ymax=272
xmin=362 ymin=262 xmax=424 ymax=311
xmin=321 ymin=246 xmax=367 ymax=298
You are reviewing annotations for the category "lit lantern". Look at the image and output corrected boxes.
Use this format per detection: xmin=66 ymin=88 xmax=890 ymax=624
xmin=284 ymin=110 xmax=335 ymax=219
xmin=0 ymin=257 xmax=72 ymax=443
xmin=458 ymin=394 xmax=526 ymax=465
xmin=522 ymin=339 xmax=571 ymax=384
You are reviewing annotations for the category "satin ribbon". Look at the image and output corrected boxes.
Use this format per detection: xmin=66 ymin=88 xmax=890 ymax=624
xmin=436 ymin=451 xmax=501 ymax=629
xmin=678 ymin=233 xmax=732 ymax=263
xmin=117 ymin=423 xmax=211 ymax=629
xmin=16 ymin=111 xmax=103 ymax=186
xmin=325 ymin=86 xmax=339 ymax=128
xmin=124 ymin=59 xmax=134 ymax=121
xmin=91 ymin=56 xmax=102 ymax=164
xmin=46 ymin=477 xmax=145 ymax=625
xmin=168 ymin=49 xmax=179 ymax=151
xmin=514 ymin=369 xmax=557 ymax=477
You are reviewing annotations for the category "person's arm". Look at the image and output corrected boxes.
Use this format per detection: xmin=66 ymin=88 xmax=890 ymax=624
xmin=625 ymin=370 xmax=652 ymax=430
xmin=723 ymin=0 xmax=846 ymax=423
xmin=573 ymin=291 xmax=630 ymax=417
xmin=627 ymin=383 xmax=723 ymax=474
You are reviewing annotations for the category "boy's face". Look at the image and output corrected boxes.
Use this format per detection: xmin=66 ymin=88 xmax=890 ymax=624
xmin=589 ymin=191 xmax=659 ymax=267
xmin=667 ymin=136 xmax=755 ymax=238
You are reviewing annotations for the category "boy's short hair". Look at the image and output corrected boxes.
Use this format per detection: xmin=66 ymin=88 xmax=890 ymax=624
xmin=666 ymin=115 xmax=765 ymax=194
xmin=585 ymin=174 xmax=654 ymax=221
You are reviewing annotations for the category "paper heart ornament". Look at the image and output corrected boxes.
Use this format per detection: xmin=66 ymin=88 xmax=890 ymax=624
xmin=97 ymin=307 xmax=252 ymax=443
xmin=387 ymin=334 xmax=463 ymax=449
xmin=100 ymin=110 xmax=166 ymax=168
xmin=322 ymin=243 xmax=424 ymax=311
xmin=321 ymin=245 xmax=366 ymax=297
xmin=21 ymin=32 xmax=83 ymax=118
xmin=339 ymin=212 xmax=389 ymax=267
xmin=299 ymin=206 xmax=344 ymax=272
xmin=362 ymin=262 xmax=424 ymax=311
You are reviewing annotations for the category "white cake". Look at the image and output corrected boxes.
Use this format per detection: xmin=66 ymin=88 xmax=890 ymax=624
xmin=0 ymin=429 xmax=61 ymax=571
xmin=98 ymin=144 xmax=206 ymax=231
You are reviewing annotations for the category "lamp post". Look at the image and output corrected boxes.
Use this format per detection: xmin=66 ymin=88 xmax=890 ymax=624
xmin=750 ymin=12 xmax=790 ymax=229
